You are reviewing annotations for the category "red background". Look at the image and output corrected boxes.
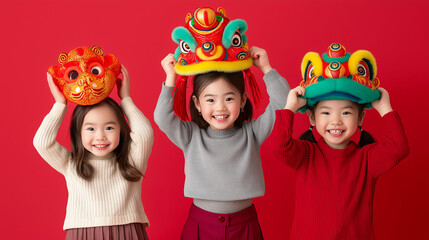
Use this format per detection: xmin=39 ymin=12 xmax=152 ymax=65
xmin=0 ymin=0 xmax=428 ymax=239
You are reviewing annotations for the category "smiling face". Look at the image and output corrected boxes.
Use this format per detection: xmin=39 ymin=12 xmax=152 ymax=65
xmin=308 ymin=100 xmax=364 ymax=149
xmin=192 ymin=77 xmax=247 ymax=130
xmin=80 ymin=103 xmax=121 ymax=157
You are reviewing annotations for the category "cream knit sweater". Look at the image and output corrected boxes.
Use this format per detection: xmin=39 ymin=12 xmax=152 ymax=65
xmin=33 ymin=97 xmax=154 ymax=230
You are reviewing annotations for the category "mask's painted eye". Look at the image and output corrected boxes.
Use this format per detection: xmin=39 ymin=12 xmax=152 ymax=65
xmin=357 ymin=61 xmax=369 ymax=77
xmin=65 ymin=66 xmax=80 ymax=82
xmin=91 ymin=66 xmax=102 ymax=75
xmin=304 ymin=63 xmax=316 ymax=82
xmin=88 ymin=62 xmax=105 ymax=77
xmin=68 ymin=70 xmax=79 ymax=80
xmin=309 ymin=66 xmax=315 ymax=79
xmin=231 ymin=32 xmax=242 ymax=47
xmin=180 ymin=40 xmax=191 ymax=54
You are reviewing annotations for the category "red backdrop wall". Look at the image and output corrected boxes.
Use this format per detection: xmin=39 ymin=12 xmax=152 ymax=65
xmin=0 ymin=0 xmax=428 ymax=239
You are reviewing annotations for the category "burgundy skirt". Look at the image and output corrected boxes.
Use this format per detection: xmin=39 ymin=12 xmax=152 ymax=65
xmin=65 ymin=223 xmax=148 ymax=240
xmin=181 ymin=204 xmax=263 ymax=240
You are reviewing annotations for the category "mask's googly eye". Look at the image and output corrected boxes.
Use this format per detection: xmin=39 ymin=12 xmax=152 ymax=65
xmin=231 ymin=32 xmax=242 ymax=47
xmin=180 ymin=40 xmax=191 ymax=54
xmin=88 ymin=62 xmax=105 ymax=77
xmin=91 ymin=66 xmax=102 ymax=75
xmin=357 ymin=62 xmax=368 ymax=77
xmin=304 ymin=63 xmax=316 ymax=82
xmin=309 ymin=66 xmax=315 ymax=79
xmin=65 ymin=66 xmax=80 ymax=82
xmin=237 ymin=51 xmax=247 ymax=60
xmin=68 ymin=70 xmax=79 ymax=80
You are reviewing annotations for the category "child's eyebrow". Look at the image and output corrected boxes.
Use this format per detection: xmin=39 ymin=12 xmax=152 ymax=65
xmin=318 ymin=105 xmax=355 ymax=110
xmin=83 ymin=121 xmax=117 ymax=126
xmin=203 ymin=92 xmax=236 ymax=98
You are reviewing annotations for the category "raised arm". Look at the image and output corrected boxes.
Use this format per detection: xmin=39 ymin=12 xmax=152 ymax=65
xmin=153 ymin=54 xmax=193 ymax=149
xmin=269 ymin=87 xmax=312 ymax=168
xmin=249 ymin=46 xmax=290 ymax=144
xmin=118 ymin=65 xmax=154 ymax=173
xmin=367 ymin=88 xmax=410 ymax=177
xmin=266 ymin=108 xmax=312 ymax=169
xmin=33 ymin=73 xmax=71 ymax=174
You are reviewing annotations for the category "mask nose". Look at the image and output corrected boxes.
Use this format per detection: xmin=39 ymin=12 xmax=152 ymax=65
xmin=202 ymin=42 xmax=216 ymax=55
xmin=77 ymin=73 xmax=102 ymax=90
xmin=325 ymin=61 xmax=346 ymax=78
xmin=77 ymin=73 xmax=91 ymax=86
xmin=196 ymin=44 xmax=225 ymax=61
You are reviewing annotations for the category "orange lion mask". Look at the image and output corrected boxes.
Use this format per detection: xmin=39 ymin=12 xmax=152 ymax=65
xmin=48 ymin=46 xmax=121 ymax=105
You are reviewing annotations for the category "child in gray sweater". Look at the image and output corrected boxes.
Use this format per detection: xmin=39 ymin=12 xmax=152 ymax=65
xmin=154 ymin=47 xmax=290 ymax=239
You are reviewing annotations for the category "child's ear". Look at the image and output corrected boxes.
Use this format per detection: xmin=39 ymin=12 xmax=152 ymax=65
xmin=192 ymin=95 xmax=201 ymax=112
xmin=241 ymin=92 xmax=248 ymax=108
xmin=307 ymin=110 xmax=316 ymax=126
xmin=358 ymin=110 xmax=366 ymax=126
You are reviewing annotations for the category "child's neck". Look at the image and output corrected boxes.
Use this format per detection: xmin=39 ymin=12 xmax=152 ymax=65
xmin=323 ymin=138 xmax=351 ymax=149
xmin=88 ymin=152 xmax=115 ymax=160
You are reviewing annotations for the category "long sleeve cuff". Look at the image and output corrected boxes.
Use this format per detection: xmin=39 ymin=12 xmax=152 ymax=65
xmin=159 ymin=82 xmax=174 ymax=100
xmin=263 ymin=69 xmax=280 ymax=81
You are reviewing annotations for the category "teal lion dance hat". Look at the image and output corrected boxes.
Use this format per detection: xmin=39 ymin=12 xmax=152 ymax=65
xmin=299 ymin=43 xmax=381 ymax=112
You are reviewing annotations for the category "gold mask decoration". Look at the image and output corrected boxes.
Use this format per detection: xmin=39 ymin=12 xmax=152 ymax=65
xmin=48 ymin=46 xmax=121 ymax=105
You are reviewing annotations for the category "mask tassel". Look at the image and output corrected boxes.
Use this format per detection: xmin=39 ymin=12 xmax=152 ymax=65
xmin=244 ymin=69 xmax=261 ymax=108
xmin=172 ymin=75 xmax=189 ymax=121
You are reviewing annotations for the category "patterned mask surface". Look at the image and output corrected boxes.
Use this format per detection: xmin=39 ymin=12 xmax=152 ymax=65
xmin=172 ymin=7 xmax=252 ymax=75
xmin=48 ymin=46 xmax=121 ymax=105
xmin=170 ymin=7 xmax=260 ymax=120
xmin=299 ymin=43 xmax=381 ymax=111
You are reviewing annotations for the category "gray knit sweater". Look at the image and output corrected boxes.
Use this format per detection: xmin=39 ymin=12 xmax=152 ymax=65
xmin=154 ymin=69 xmax=289 ymax=201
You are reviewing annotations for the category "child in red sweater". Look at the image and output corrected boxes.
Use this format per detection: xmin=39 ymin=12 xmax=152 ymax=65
xmin=267 ymin=44 xmax=409 ymax=240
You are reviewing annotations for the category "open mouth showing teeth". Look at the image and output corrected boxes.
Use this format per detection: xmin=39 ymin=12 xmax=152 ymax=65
xmin=328 ymin=130 xmax=344 ymax=134
xmin=94 ymin=144 xmax=108 ymax=148
xmin=213 ymin=115 xmax=229 ymax=120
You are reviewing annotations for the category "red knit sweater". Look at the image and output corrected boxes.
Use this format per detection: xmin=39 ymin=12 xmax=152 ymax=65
xmin=267 ymin=109 xmax=409 ymax=240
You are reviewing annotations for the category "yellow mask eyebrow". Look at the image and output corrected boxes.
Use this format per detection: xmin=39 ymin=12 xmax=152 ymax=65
xmin=301 ymin=52 xmax=323 ymax=81
xmin=349 ymin=50 xmax=377 ymax=80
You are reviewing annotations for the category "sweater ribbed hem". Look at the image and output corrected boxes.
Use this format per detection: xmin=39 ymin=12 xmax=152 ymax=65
xmin=64 ymin=214 xmax=149 ymax=230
